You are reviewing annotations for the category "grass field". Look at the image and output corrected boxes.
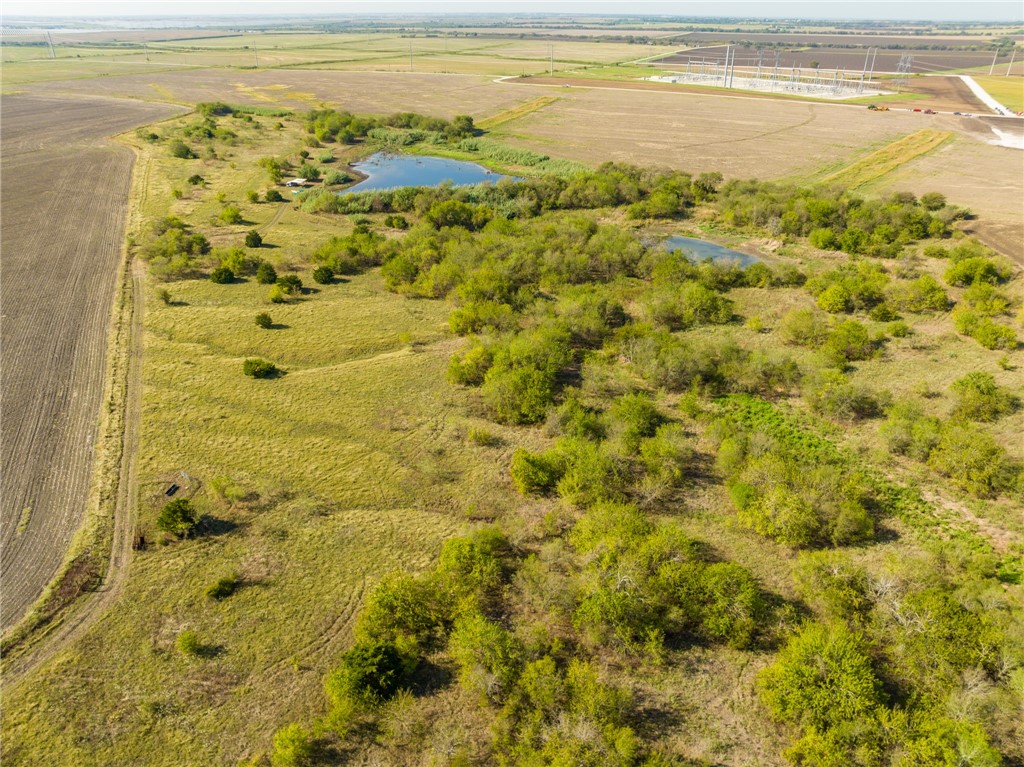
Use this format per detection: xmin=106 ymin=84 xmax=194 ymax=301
xmin=820 ymin=128 xmax=954 ymax=188
xmin=2 ymin=112 xmax=540 ymax=764
xmin=972 ymin=75 xmax=1024 ymax=112
xmin=475 ymin=95 xmax=560 ymax=129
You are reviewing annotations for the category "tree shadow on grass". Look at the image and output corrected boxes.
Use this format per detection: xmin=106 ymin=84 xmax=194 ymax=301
xmin=197 ymin=515 xmax=241 ymax=537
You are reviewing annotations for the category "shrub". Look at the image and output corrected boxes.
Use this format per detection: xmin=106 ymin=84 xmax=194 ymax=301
xmin=945 ymin=256 xmax=1011 ymax=286
xmin=157 ymin=288 xmax=172 ymax=305
xmin=697 ymin=563 xmax=765 ymax=648
xmin=822 ymin=320 xmax=877 ymax=365
xmin=312 ymin=265 xmax=334 ymax=284
xmin=168 ymin=139 xmax=194 ymax=159
xmin=447 ymin=342 xmax=494 ymax=386
xmin=325 ymin=640 xmax=415 ymax=707
xmin=887 ymin=275 xmax=949 ymax=313
xmin=467 ymin=427 xmax=501 ymax=447
xmin=244 ymin=230 xmax=263 ymax=248
xmin=384 ymin=214 xmax=409 ymax=229
xmin=206 ymin=572 xmax=241 ymax=600
xmin=929 ymin=423 xmax=1018 ymax=497
xmin=255 ymin=312 xmax=273 ymax=329
xmin=276 ymin=274 xmax=303 ymax=295
xmin=779 ymin=308 xmax=829 ymax=347
xmin=265 ymin=189 xmax=284 ymax=202
xmin=867 ymin=303 xmax=898 ymax=322
xmin=245 ymin=189 xmax=259 ymax=203
xmin=805 ymin=371 xmax=881 ymax=422
xmin=888 ymin=320 xmax=911 ymax=337
xmin=609 ymin=392 xmax=663 ymax=452
xmin=209 ymin=266 xmax=234 ymax=284
xmin=880 ymin=402 xmax=942 ymax=461
xmin=157 ymin=498 xmax=200 ymax=537
xmin=510 ymin=448 xmax=563 ymax=495
xmin=219 ymin=206 xmax=243 ymax=225
xmin=448 ymin=613 xmax=524 ymax=703
xmin=481 ymin=365 xmax=557 ymax=425
xmin=962 ymin=282 xmax=1011 ymax=316
xmin=759 ymin=622 xmax=884 ymax=730
xmin=954 ymin=309 xmax=1018 ymax=350
xmin=271 ymin=723 xmax=314 ymax=767
xmin=243 ymin=358 xmax=278 ymax=378
xmin=176 ymin=630 xmax=202 ymax=657
xmin=950 ymin=371 xmax=1018 ymax=421
xmin=256 ymin=261 xmax=278 ymax=284
xmin=187 ymin=174 xmax=205 ymax=185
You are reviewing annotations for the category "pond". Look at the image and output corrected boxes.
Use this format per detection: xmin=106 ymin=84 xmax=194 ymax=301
xmin=344 ymin=152 xmax=513 ymax=193
xmin=662 ymin=235 xmax=761 ymax=267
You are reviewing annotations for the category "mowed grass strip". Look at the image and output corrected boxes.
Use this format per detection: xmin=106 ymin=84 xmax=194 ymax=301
xmin=477 ymin=96 xmax=560 ymax=130
xmin=821 ymin=128 xmax=953 ymax=188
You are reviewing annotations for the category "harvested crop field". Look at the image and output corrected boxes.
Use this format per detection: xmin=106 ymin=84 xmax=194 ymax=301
xmin=491 ymin=80 xmax=929 ymax=178
xmin=0 ymin=94 xmax=182 ymax=630
xmin=21 ymin=68 xmax=531 ymax=116
xmin=660 ymin=45 xmax=1015 ymax=74
xmin=677 ymin=31 xmax=1007 ymax=48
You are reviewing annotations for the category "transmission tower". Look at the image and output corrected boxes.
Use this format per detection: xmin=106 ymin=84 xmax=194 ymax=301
xmin=894 ymin=54 xmax=913 ymax=91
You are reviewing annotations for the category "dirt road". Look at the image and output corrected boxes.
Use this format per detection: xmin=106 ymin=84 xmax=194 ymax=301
xmin=0 ymin=95 xmax=179 ymax=631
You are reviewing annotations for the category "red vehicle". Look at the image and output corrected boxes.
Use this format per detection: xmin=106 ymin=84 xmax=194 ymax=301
xmin=912 ymin=108 xmax=922 ymax=112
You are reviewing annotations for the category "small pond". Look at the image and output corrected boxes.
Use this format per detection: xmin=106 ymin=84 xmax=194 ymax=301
xmin=344 ymin=152 xmax=513 ymax=193
xmin=662 ymin=235 xmax=760 ymax=267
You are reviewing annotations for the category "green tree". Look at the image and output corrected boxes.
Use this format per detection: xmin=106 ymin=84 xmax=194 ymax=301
xmin=256 ymin=261 xmax=278 ymax=284
xmin=255 ymin=312 xmax=273 ymax=329
xmin=312 ymin=265 xmax=334 ymax=284
xmin=158 ymin=498 xmax=200 ymax=537
xmin=244 ymin=230 xmax=263 ymax=248
xmin=209 ymin=266 xmax=234 ymax=284
xmin=759 ymin=621 xmax=884 ymax=730
xmin=168 ymin=139 xmax=194 ymax=159
xmin=243 ymin=358 xmax=279 ymax=378
xmin=325 ymin=640 xmax=415 ymax=707
xmin=219 ymin=206 xmax=243 ymax=225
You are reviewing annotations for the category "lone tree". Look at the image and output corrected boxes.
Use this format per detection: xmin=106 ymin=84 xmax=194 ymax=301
xmin=255 ymin=312 xmax=273 ymax=329
xmin=245 ymin=230 xmax=263 ymax=248
xmin=158 ymin=498 xmax=200 ymax=537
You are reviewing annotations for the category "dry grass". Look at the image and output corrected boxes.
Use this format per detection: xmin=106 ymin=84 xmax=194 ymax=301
xmin=820 ymin=129 xmax=953 ymax=188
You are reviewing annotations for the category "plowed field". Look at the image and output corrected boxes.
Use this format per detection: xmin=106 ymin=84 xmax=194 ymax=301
xmin=0 ymin=94 xmax=181 ymax=630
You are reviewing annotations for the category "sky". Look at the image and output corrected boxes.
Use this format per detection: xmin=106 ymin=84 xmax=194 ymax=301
xmin=2 ymin=1 xmax=1022 ymax=22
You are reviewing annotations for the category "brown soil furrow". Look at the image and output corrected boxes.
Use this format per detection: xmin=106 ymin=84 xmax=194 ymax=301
xmin=0 ymin=94 xmax=180 ymax=632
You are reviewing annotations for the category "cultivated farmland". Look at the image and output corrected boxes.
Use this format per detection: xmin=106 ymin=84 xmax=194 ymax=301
xmin=0 ymin=95 xmax=182 ymax=631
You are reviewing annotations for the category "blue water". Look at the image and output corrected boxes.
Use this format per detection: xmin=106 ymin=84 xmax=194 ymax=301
xmin=345 ymin=152 xmax=512 ymax=193
xmin=662 ymin=235 xmax=760 ymax=267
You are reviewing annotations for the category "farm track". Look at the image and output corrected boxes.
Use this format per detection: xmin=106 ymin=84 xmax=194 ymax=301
xmin=0 ymin=94 xmax=180 ymax=636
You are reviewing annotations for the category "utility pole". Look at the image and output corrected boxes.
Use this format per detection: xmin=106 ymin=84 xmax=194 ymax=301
xmin=45 ymin=31 xmax=56 ymax=59
xmin=144 ymin=42 xmax=149 ymax=62
xmin=858 ymin=47 xmax=870 ymax=93
xmin=409 ymin=41 xmax=413 ymax=71
xmin=1006 ymin=46 xmax=1016 ymax=75
xmin=253 ymin=41 xmax=259 ymax=69
xmin=989 ymin=47 xmax=999 ymax=75
xmin=549 ymin=45 xmax=553 ymax=77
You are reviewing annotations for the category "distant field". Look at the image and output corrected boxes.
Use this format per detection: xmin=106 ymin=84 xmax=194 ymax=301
xmin=21 ymin=69 xmax=531 ymax=116
xmin=658 ymin=45 xmax=1016 ymax=74
xmin=678 ymin=30 xmax=1013 ymax=48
